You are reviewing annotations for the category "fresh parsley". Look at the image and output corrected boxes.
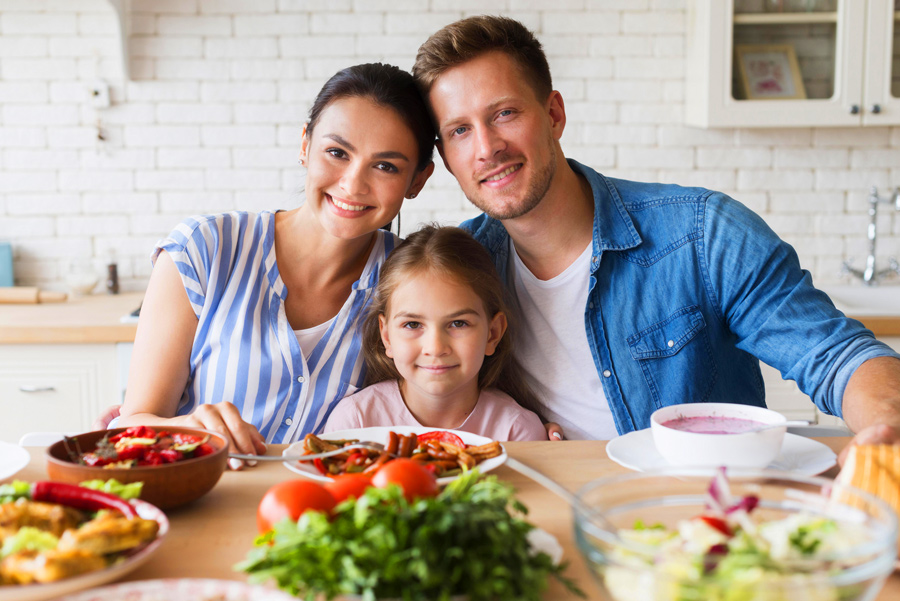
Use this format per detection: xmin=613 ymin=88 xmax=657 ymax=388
xmin=236 ymin=471 xmax=583 ymax=601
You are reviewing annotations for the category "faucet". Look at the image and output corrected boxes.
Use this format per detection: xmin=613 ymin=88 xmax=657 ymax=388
xmin=842 ymin=185 xmax=900 ymax=286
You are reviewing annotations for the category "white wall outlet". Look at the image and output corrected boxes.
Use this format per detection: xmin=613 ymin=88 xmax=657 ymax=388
xmin=88 ymin=80 xmax=111 ymax=109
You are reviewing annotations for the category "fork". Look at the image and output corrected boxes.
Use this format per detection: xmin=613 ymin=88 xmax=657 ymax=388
xmin=229 ymin=442 xmax=387 ymax=463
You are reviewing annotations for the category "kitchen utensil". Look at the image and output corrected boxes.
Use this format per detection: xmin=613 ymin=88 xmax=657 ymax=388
xmin=505 ymin=457 xmax=615 ymax=531
xmin=229 ymin=442 xmax=386 ymax=462
xmin=0 ymin=286 xmax=68 ymax=304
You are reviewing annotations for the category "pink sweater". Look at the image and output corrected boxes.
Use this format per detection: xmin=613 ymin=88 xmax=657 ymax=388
xmin=323 ymin=380 xmax=548 ymax=442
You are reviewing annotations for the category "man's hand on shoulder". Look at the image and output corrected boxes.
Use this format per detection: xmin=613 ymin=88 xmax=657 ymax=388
xmin=838 ymin=423 xmax=900 ymax=466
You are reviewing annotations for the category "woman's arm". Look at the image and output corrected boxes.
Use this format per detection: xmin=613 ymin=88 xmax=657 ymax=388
xmin=119 ymin=251 xmax=267 ymax=459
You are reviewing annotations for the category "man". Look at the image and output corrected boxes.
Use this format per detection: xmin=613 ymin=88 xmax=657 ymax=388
xmin=412 ymin=15 xmax=900 ymax=457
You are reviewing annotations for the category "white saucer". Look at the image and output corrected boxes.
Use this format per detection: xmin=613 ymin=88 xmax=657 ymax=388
xmin=606 ymin=429 xmax=837 ymax=475
xmin=0 ymin=440 xmax=29 ymax=481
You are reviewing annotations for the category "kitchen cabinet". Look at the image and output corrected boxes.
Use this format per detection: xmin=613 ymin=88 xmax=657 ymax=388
xmin=0 ymin=293 xmax=141 ymax=444
xmin=0 ymin=344 xmax=119 ymax=443
xmin=686 ymin=0 xmax=900 ymax=127
xmin=761 ymin=336 xmax=900 ymax=426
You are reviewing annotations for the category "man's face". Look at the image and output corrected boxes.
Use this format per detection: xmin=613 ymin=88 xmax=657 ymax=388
xmin=428 ymin=51 xmax=561 ymax=221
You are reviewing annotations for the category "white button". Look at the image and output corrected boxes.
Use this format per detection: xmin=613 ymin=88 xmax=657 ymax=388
xmin=297 ymin=376 xmax=305 ymax=383
xmin=667 ymin=340 xmax=674 ymax=348
xmin=285 ymin=418 xmax=293 ymax=425
xmin=602 ymin=370 xmax=611 ymax=378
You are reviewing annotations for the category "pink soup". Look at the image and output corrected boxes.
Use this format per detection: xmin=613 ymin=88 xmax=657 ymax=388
xmin=661 ymin=415 xmax=767 ymax=435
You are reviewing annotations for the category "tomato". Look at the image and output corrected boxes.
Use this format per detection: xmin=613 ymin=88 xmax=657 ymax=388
xmin=371 ymin=458 xmax=438 ymax=502
xmin=324 ymin=473 xmax=373 ymax=503
xmin=416 ymin=430 xmax=465 ymax=447
xmin=257 ymin=480 xmax=336 ymax=533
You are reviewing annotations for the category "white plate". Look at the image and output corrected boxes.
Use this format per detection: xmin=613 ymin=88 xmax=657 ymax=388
xmin=0 ymin=499 xmax=168 ymax=601
xmin=0 ymin=441 xmax=29 ymax=482
xmin=55 ymin=579 xmax=297 ymax=601
xmin=606 ymin=429 xmax=837 ymax=475
xmin=283 ymin=426 xmax=508 ymax=485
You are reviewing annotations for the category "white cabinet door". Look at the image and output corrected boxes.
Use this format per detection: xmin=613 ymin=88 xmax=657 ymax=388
xmin=686 ymin=0 xmax=899 ymax=127
xmin=862 ymin=0 xmax=900 ymax=124
xmin=0 ymin=344 xmax=118 ymax=444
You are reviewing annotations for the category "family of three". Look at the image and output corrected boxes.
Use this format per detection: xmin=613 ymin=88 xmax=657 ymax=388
xmin=115 ymin=16 xmax=900 ymax=467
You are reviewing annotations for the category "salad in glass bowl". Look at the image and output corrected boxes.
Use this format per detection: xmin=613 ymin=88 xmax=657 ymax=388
xmin=573 ymin=468 xmax=897 ymax=601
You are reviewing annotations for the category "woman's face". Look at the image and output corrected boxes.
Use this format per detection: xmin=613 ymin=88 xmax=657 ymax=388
xmin=300 ymin=96 xmax=432 ymax=241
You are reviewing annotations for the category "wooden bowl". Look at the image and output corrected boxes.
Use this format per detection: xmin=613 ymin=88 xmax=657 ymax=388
xmin=46 ymin=426 xmax=228 ymax=510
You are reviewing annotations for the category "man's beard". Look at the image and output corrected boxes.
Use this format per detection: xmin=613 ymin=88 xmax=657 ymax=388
xmin=468 ymin=144 xmax=557 ymax=221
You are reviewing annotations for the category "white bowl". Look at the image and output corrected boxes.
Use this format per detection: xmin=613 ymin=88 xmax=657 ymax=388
xmin=650 ymin=403 xmax=787 ymax=468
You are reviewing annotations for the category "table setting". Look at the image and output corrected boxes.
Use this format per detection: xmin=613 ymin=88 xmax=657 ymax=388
xmin=1 ymin=415 xmax=898 ymax=601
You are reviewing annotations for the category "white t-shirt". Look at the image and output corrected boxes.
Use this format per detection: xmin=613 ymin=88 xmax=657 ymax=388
xmin=509 ymin=239 xmax=617 ymax=440
xmin=294 ymin=317 xmax=335 ymax=359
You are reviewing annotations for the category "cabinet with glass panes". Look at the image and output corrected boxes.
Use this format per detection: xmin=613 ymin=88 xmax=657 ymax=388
xmin=686 ymin=0 xmax=900 ymax=127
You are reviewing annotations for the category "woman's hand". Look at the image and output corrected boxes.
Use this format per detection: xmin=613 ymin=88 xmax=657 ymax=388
xmin=177 ymin=403 xmax=268 ymax=470
xmin=544 ymin=422 xmax=565 ymax=441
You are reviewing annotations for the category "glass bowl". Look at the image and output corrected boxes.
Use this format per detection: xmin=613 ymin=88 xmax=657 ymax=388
xmin=573 ymin=469 xmax=897 ymax=601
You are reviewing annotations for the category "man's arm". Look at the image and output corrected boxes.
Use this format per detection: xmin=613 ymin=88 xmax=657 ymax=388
xmin=839 ymin=356 xmax=900 ymax=464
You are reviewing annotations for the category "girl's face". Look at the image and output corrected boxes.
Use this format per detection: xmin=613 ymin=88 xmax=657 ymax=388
xmin=299 ymin=96 xmax=433 ymax=241
xmin=379 ymin=270 xmax=506 ymax=405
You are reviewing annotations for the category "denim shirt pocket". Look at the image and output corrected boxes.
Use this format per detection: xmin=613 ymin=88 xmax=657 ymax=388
xmin=627 ymin=305 xmax=717 ymax=409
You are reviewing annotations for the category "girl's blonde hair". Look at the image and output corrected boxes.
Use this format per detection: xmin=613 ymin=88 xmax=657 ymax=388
xmin=363 ymin=224 xmax=542 ymax=416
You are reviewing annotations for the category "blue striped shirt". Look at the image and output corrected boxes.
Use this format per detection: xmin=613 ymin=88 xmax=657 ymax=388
xmin=154 ymin=211 xmax=398 ymax=444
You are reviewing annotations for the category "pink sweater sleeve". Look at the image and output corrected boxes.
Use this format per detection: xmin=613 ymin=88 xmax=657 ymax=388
xmin=507 ymin=410 xmax=550 ymax=441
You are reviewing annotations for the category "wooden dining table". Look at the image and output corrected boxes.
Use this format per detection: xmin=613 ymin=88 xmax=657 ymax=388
xmin=13 ymin=438 xmax=900 ymax=600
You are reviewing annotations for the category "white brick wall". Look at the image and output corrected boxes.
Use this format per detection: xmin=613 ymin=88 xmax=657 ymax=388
xmin=0 ymin=0 xmax=898 ymax=292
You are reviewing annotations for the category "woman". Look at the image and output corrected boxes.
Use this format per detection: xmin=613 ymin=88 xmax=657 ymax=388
xmin=118 ymin=63 xmax=435 ymax=464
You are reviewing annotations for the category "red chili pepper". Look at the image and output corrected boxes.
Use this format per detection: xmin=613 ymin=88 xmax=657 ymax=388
xmin=313 ymin=458 xmax=329 ymax=476
xmin=699 ymin=515 xmax=732 ymax=536
xmin=31 ymin=481 xmax=137 ymax=518
xmin=416 ymin=430 xmax=465 ymax=447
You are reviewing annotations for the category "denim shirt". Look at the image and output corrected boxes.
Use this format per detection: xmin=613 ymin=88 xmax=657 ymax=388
xmin=462 ymin=159 xmax=900 ymax=436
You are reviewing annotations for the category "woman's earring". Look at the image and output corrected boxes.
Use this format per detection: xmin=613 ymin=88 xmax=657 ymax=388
xmin=408 ymin=193 xmax=417 ymax=199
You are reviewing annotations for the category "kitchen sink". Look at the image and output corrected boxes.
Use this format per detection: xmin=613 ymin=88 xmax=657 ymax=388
xmin=819 ymin=285 xmax=900 ymax=316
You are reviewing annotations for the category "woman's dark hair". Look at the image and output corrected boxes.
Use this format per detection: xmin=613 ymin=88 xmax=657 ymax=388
xmin=363 ymin=224 xmax=542 ymax=416
xmin=306 ymin=63 xmax=435 ymax=172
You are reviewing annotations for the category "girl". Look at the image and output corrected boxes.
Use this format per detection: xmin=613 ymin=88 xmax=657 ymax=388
xmin=118 ymin=63 xmax=436 ymax=461
xmin=324 ymin=225 xmax=547 ymax=441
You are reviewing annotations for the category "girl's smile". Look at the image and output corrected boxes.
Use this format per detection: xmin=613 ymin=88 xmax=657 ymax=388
xmin=379 ymin=271 xmax=506 ymax=410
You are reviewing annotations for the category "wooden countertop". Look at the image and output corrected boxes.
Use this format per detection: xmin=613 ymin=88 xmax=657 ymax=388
xmin=9 ymin=438 xmax=899 ymax=600
xmin=0 ymin=292 xmax=897 ymax=344
xmin=0 ymin=292 xmax=142 ymax=343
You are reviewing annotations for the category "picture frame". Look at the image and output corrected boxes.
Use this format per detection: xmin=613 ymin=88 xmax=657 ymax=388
xmin=734 ymin=44 xmax=807 ymax=100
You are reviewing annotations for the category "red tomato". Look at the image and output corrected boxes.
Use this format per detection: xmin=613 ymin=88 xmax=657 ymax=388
xmin=324 ymin=473 xmax=373 ymax=503
xmin=257 ymin=480 xmax=336 ymax=533
xmin=371 ymin=458 xmax=439 ymax=502
xmin=416 ymin=430 xmax=465 ymax=447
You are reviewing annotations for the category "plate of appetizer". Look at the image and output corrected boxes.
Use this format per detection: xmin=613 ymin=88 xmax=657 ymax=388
xmin=282 ymin=426 xmax=508 ymax=485
xmin=0 ymin=481 xmax=167 ymax=601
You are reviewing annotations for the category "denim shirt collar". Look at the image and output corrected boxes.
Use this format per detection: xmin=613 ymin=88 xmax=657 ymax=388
xmin=568 ymin=159 xmax=642 ymax=266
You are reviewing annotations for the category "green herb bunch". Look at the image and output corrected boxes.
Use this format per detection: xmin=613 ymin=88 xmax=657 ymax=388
xmin=236 ymin=471 xmax=583 ymax=601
